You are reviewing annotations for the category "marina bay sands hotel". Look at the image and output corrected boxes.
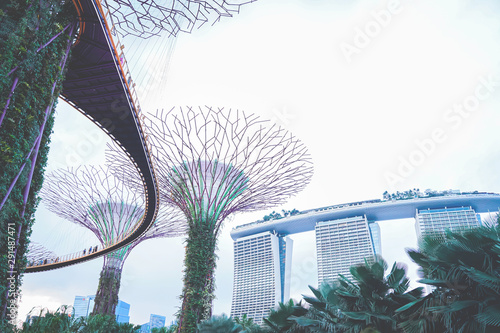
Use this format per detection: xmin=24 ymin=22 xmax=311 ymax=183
xmin=229 ymin=192 xmax=500 ymax=323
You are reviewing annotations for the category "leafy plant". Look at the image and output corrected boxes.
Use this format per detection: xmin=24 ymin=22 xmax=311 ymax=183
xmin=397 ymin=225 xmax=500 ymax=333
xmin=296 ymin=257 xmax=422 ymax=333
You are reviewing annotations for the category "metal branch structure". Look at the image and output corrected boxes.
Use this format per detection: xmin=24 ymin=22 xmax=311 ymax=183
xmin=108 ymin=106 xmax=313 ymax=332
xmin=26 ymin=243 xmax=58 ymax=267
xmin=103 ymin=0 xmax=257 ymax=38
xmin=40 ymin=164 xmax=185 ymax=317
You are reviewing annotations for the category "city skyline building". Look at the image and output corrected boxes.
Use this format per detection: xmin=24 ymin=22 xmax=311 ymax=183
xmin=73 ymin=295 xmax=130 ymax=323
xmin=316 ymin=216 xmax=381 ymax=284
xmin=140 ymin=314 xmax=166 ymax=332
xmin=415 ymin=206 xmax=482 ymax=238
xmin=231 ymin=231 xmax=292 ymax=324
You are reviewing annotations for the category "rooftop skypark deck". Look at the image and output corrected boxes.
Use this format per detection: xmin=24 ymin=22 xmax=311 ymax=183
xmin=230 ymin=192 xmax=500 ymax=240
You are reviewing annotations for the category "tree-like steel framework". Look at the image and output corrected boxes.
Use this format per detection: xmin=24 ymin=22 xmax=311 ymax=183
xmin=40 ymin=164 xmax=185 ymax=317
xmin=107 ymin=106 xmax=313 ymax=332
xmin=103 ymin=0 xmax=256 ymax=38
xmin=26 ymin=243 xmax=58 ymax=267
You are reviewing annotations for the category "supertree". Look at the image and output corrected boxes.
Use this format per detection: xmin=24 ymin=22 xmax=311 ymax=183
xmin=26 ymin=243 xmax=58 ymax=267
xmin=108 ymin=106 xmax=314 ymax=332
xmin=103 ymin=0 xmax=257 ymax=38
xmin=40 ymin=164 xmax=186 ymax=317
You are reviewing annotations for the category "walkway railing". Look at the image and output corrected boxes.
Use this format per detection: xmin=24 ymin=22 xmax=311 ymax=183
xmin=25 ymin=0 xmax=160 ymax=273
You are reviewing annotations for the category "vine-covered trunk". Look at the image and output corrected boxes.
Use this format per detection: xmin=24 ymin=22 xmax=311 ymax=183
xmin=0 ymin=0 xmax=76 ymax=329
xmin=177 ymin=222 xmax=218 ymax=333
xmin=92 ymin=258 xmax=123 ymax=318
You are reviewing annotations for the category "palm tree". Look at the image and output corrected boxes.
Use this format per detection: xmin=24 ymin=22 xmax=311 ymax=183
xmin=234 ymin=314 xmax=264 ymax=332
xmin=83 ymin=314 xmax=140 ymax=332
xmin=263 ymin=299 xmax=308 ymax=333
xmin=198 ymin=314 xmax=242 ymax=333
xmin=22 ymin=305 xmax=84 ymax=333
xmin=297 ymin=257 xmax=422 ymax=332
xmin=397 ymin=224 xmax=500 ymax=332
xmin=20 ymin=307 xmax=142 ymax=332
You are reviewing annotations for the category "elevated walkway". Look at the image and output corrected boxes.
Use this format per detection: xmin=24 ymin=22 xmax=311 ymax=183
xmin=26 ymin=0 xmax=159 ymax=272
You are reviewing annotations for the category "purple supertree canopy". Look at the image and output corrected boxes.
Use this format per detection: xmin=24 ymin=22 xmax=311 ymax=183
xmin=26 ymin=242 xmax=57 ymax=265
xmin=102 ymin=0 xmax=257 ymax=38
xmin=108 ymin=106 xmax=314 ymax=234
xmin=40 ymin=165 xmax=186 ymax=265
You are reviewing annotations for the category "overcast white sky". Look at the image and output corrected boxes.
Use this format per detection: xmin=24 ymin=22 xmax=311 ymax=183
xmin=17 ymin=0 xmax=500 ymax=327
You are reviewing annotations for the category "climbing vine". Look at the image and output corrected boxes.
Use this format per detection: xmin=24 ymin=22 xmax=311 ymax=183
xmin=177 ymin=219 xmax=218 ymax=333
xmin=92 ymin=264 xmax=123 ymax=318
xmin=0 ymin=0 xmax=76 ymax=329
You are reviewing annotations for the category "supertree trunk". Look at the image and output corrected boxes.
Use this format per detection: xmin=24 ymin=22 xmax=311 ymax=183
xmin=0 ymin=1 xmax=76 ymax=328
xmin=177 ymin=221 xmax=218 ymax=333
xmin=92 ymin=257 xmax=124 ymax=318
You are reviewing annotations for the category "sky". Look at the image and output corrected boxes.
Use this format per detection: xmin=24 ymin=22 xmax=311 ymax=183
xmin=15 ymin=0 xmax=500 ymax=327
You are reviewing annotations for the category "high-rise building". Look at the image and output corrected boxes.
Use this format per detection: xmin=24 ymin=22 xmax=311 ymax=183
xmin=115 ymin=300 xmax=130 ymax=323
xmin=415 ymin=207 xmax=481 ymax=238
xmin=315 ymin=215 xmax=381 ymax=285
xmin=231 ymin=231 xmax=292 ymax=324
xmin=73 ymin=295 xmax=129 ymax=323
xmin=149 ymin=314 xmax=166 ymax=329
xmin=140 ymin=314 xmax=166 ymax=332
xmin=73 ymin=295 xmax=95 ymax=318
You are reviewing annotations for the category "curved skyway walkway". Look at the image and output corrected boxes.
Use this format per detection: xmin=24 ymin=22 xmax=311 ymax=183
xmin=25 ymin=0 xmax=159 ymax=273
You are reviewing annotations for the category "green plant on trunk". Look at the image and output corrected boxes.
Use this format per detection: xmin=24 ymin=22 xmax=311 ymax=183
xmin=92 ymin=262 xmax=123 ymax=318
xmin=0 ymin=0 xmax=76 ymax=328
xmin=178 ymin=219 xmax=219 ymax=332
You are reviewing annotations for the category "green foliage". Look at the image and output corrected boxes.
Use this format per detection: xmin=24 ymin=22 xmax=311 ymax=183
xmin=234 ymin=314 xmax=264 ymax=332
xmin=296 ymin=257 xmax=422 ymax=333
xmin=398 ymin=225 xmax=500 ymax=332
xmin=19 ymin=307 xmax=140 ymax=333
xmin=263 ymin=299 xmax=308 ymax=333
xmin=20 ymin=305 xmax=83 ymax=332
xmin=92 ymin=265 xmax=122 ymax=317
xmin=197 ymin=314 xmax=242 ymax=332
xmin=0 ymin=0 xmax=76 ymax=326
xmin=262 ymin=209 xmax=300 ymax=222
xmin=152 ymin=325 xmax=177 ymax=333
xmin=84 ymin=314 xmax=140 ymax=333
xmin=177 ymin=221 xmax=218 ymax=332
